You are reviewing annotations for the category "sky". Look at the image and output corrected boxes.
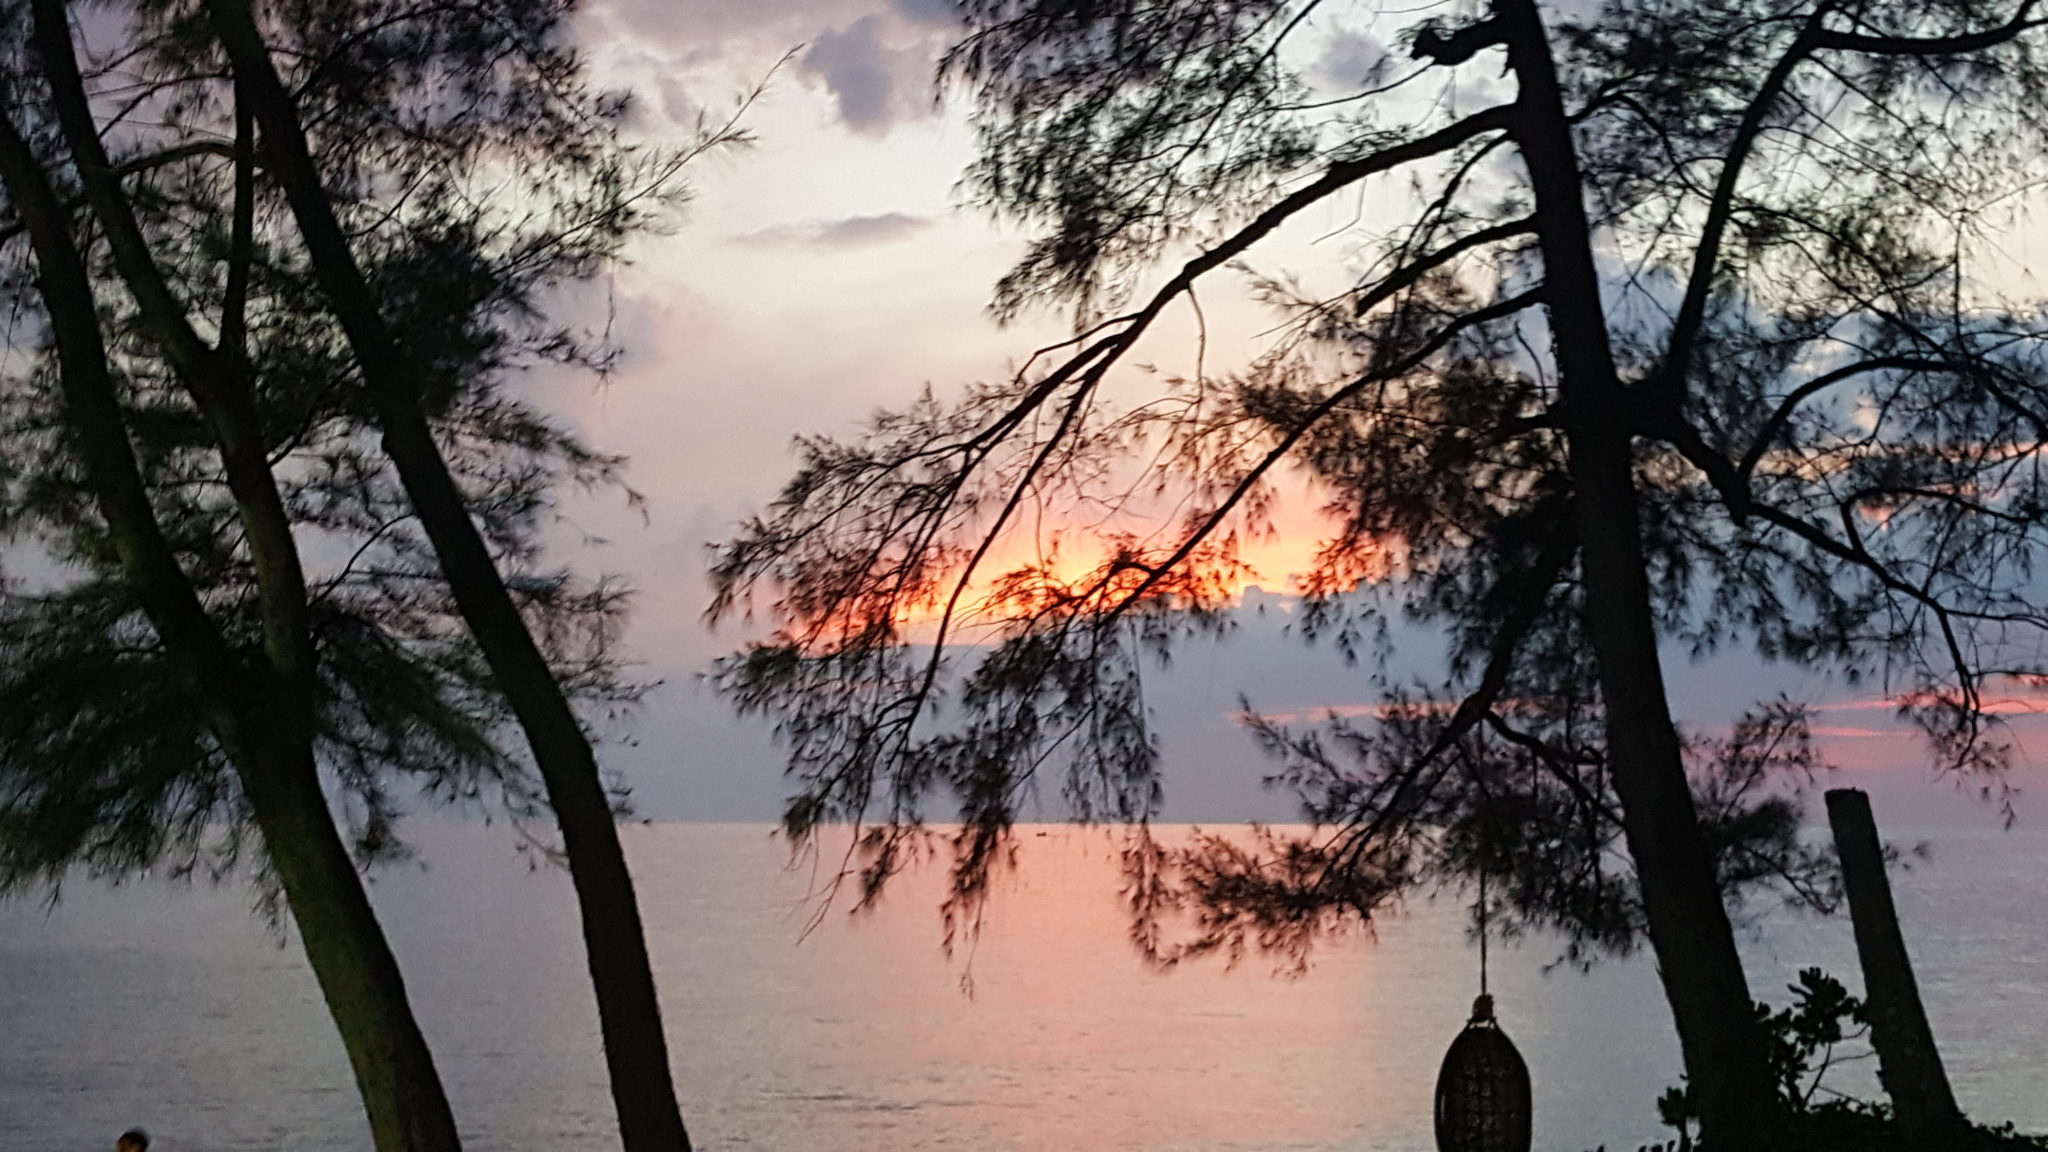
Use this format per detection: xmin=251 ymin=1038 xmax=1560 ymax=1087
xmin=475 ymin=0 xmax=2048 ymax=831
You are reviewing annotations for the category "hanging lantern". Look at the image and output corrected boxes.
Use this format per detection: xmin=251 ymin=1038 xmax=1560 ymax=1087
xmin=1433 ymin=993 xmax=1532 ymax=1152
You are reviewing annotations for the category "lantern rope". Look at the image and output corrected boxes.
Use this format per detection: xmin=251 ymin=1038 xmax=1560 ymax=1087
xmin=1478 ymin=863 xmax=1489 ymax=999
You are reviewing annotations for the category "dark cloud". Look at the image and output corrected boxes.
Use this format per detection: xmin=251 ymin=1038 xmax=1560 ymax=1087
xmin=891 ymin=0 xmax=963 ymax=28
xmin=735 ymin=212 xmax=935 ymax=250
xmin=802 ymin=16 xmax=894 ymax=133
xmin=798 ymin=14 xmax=940 ymax=136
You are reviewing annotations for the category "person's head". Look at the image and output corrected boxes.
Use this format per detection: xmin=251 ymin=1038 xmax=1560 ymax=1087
xmin=116 ymin=1129 xmax=149 ymax=1152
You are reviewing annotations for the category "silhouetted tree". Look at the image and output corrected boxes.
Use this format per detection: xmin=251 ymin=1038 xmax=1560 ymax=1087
xmin=0 ymin=1 xmax=736 ymax=1147
xmin=712 ymin=0 xmax=2048 ymax=1142
xmin=201 ymin=1 xmax=726 ymax=1143
xmin=0 ymin=23 xmax=466 ymax=1151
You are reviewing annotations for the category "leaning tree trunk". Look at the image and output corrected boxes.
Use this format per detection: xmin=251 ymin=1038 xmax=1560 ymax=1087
xmin=207 ymin=5 xmax=692 ymax=1148
xmin=239 ymin=730 xmax=466 ymax=1152
xmin=0 ymin=96 xmax=462 ymax=1152
xmin=1563 ymin=420 xmax=1783 ymax=1140
xmin=1493 ymin=0 xmax=1781 ymax=1139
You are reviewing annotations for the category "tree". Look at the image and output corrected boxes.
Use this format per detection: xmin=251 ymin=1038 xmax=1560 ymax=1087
xmin=712 ymin=0 xmax=2048 ymax=1142
xmin=198 ymin=1 xmax=728 ymax=1145
xmin=0 ymin=11 xmax=465 ymax=1147
xmin=0 ymin=1 xmax=732 ymax=1147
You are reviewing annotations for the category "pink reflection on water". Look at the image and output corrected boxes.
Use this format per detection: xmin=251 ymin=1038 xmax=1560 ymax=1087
xmin=629 ymin=824 xmax=1677 ymax=1151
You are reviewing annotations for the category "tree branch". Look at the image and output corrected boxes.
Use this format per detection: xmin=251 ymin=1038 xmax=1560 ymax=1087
xmin=1737 ymin=356 xmax=1972 ymax=484
xmin=1315 ymin=511 xmax=1579 ymax=903
xmin=1658 ymin=12 xmax=1826 ymax=397
xmin=0 ymin=139 xmax=242 ymax=246
xmin=221 ymin=84 xmax=255 ymax=359
xmin=1101 ymin=287 xmax=1548 ymax=620
xmin=973 ymin=104 xmax=1523 ymax=462
xmin=1657 ymin=414 xmax=1982 ymax=719
xmin=861 ymin=112 xmax=1528 ymax=751
xmin=1815 ymin=3 xmax=2045 ymax=57
xmin=1482 ymin=709 xmax=1625 ymax=825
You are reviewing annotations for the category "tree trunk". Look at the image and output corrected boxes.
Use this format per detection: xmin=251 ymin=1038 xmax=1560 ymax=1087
xmin=1825 ymin=788 xmax=1966 ymax=1144
xmin=1493 ymin=0 xmax=1781 ymax=1138
xmin=207 ymin=5 xmax=692 ymax=1148
xmin=239 ymin=732 xmax=465 ymax=1152
xmin=1565 ymin=418 xmax=1782 ymax=1140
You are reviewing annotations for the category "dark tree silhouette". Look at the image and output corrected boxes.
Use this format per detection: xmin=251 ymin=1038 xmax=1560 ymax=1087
xmin=202 ymin=2 xmax=715 ymax=1145
xmin=0 ymin=1 xmax=737 ymax=1147
xmin=713 ymin=0 xmax=2048 ymax=1141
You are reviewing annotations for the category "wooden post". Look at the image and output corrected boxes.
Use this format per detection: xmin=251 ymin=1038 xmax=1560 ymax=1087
xmin=1823 ymin=788 xmax=1966 ymax=1145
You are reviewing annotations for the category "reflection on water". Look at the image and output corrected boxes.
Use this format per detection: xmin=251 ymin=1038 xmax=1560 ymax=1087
xmin=2 ymin=824 xmax=2045 ymax=1151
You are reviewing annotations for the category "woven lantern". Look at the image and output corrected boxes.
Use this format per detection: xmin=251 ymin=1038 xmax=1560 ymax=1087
xmin=1433 ymin=993 xmax=1532 ymax=1152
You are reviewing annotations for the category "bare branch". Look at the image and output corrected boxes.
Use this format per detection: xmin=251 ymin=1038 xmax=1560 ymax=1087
xmin=1815 ymin=3 xmax=2046 ymax=57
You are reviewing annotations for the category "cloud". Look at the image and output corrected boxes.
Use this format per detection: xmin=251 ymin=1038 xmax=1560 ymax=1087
xmin=798 ymin=14 xmax=941 ymax=136
xmin=1813 ymin=685 xmax=2048 ymax=717
xmin=1809 ymin=724 xmax=1895 ymax=740
xmin=578 ymin=0 xmax=958 ymax=137
xmin=734 ymin=211 xmax=935 ymax=250
xmin=892 ymin=0 xmax=962 ymax=28
xmin=583 ymin=0 xmax=871 ymax=55
xmin=1310 ymin=28 xmax=1392 ymax=95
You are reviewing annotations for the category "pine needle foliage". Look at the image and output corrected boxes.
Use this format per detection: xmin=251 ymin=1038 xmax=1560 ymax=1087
xmin=0 ymin=0 xmax=735 ymax=894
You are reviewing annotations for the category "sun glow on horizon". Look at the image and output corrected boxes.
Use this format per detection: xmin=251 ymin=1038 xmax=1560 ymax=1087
xmin=861 ymin=495 xmax=1402 ymax=647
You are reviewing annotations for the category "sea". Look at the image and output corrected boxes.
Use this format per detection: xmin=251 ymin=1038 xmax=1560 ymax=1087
xmin=3 ymin=822 xmax=2045 ymax=1151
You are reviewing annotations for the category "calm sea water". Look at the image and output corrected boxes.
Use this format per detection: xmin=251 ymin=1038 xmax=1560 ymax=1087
xmin=3 ymin=823 xmax=2045 ymax=1151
